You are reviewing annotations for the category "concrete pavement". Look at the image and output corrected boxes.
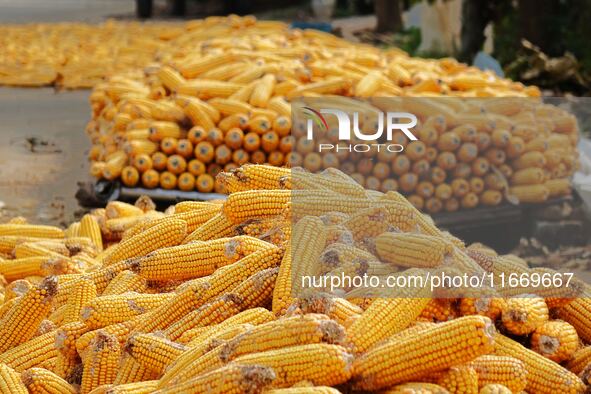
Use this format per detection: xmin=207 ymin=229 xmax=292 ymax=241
xmin=0 ymin=0 xmax=133 ymax=223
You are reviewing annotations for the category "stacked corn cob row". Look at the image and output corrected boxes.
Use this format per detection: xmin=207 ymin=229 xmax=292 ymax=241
xmin=86 ymin=14 xmax=577 ymax=208
xmin=0 ymin=21 xmax=185 ymax=89
xmin=290 ymin=96 xmax=578 ymax=213
xmin=0 ymin=164 xmax=588 ymax=393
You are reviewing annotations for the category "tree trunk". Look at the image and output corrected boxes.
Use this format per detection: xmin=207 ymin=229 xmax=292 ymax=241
xmin=518 ymin=0 xmax=561 ymax=56
xmin=458 ymin=0 xmax=493 ymax=63
xmin=375 ymin=0 xmax=403 ymax=33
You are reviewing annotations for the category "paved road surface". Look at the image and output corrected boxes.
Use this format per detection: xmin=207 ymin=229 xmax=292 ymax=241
xmin=0 ymin=0 xmax=136 ymax=224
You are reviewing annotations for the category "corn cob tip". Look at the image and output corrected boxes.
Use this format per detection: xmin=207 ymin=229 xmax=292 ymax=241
xmin=20 ymin=369 xmax=36 ymax=388
xmin=239 ymin=364 xmax=277 ymax=390
xmin=40 ymin=275 xmax=59 ymax=298
xmin=319 ymin=318 xmax=346 ymax=344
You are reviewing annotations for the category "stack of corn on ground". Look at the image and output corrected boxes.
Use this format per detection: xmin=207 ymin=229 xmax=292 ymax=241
xmin=0 ymin=21 xmax=185 ymax=89
xmin=0 ymin=164 xmax=589 ymax=393
xmin=85 ymin=14 xmax=578 ymax=211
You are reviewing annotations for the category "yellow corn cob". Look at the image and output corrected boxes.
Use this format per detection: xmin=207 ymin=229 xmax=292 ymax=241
xmin=22 ymin=367 xmax=77 ymax=394
xmin=37 ymin=356 xmax=57 ymax=373
xmin=0 ymin=236 xmax=44 ymax=254
xmin=227 ymin=344 xmax=352 ymax=388
xmin=287 ymin=78 xmax=351 ymax=98
xmin=55 ymin=322 xmax=93 ymax=362
xmin=163 ymin=293 xmax=243 ymax=341
xmin=182 ymin=213 xmax=237 ymax=243
xmin=511 ymin=151 xmax=546 ymax=170
xmin=201 ymin=62 xmax=245 ymax=81
xmin=494 ymin=333 xmax=584 ymax=394
xmin=284 ymin=193 xmax=368 ymax=219
xmin=223 ymin=190 xmax=291 ymax=224
xmin=228 ymin=78 xmax=258 ymax=102
xmin=501 ymin=295 xmax=549 ymax=335
xmin=159 ymin=345 xmax=226 ymax=385
xmin=558 ymin=295 xmax=591 ymax=342
xmin=163 ymin=314 xmax=271 ymax=385
xmin=272 ymin=242 xmax=294 ymax=316
xmin=13 ymin=243 xmax=64 ymax=259
xmin=53 ymin=351 xmax=79 ymax=382
xmin=136 ymin=235 xmax=273 ymax=281
xmin=177 ymin=327 xmax=249 ymax=379
xmin=146 ymin=99 xmax=186 ymax=123
xmin=375 ymin=232 xmax=452 ymax=268
xmin=290 ymin=216 xmax=327 ymax=292
xmin=290 ymin=169 xmax=366 ymax=198
xmin=0 ymin=224 xmax=64 ymax=238
xmin=265 ymin=387 xmax=342 ymax=394
xmin=531 ymin=320 xmax=579 ymax=362
xmin=382 ymin=382 xmax=449 ymax=394
xmin=55 ymin=260 xmax=137 ymax=305
xmin=352 ymin=316 xmax=495 ymax=391
xmin=379 ymin=191 xmax=443 ymax=237
xmin=418 ymin=299 xmax=458 ymax=322
xmin=319 ymin=243 xmax=376 ymax=272
xmin=103 ymin=380 xmax=159 ymax=394
xmin=79 ymin=215 xmax=104 ymax=252
xmin=148 ymin=121 xmax=182 ymax=141
xmin=157 ymin=66 xmax=185 ymax=91
xmin=112 ymin=354 xmax=158 ymax=385
xmin=320 ymin=224 xmax=353 ymax=246
xmin=0 ymin=276 xmax=57 ymax=352
xmin=345 ymin=290 xmax=431 ymax=354
xmin=177 ymin=54 xmax=236 ymax=78
xmin=0 ymin=363 xmax=27 ymax=393
xmin=173 ymin=213 xmax=225 ymax=239
xmin=35 ymin=319 xmax=57 ymax=337
xmin=179 ymin=96 xmax=215 ymax=131
xmin=130 ymin=281 xmax=212 ymax=334
xmin=297 ymin=296 xmax=363 ymax=327
xmin=437 ymin=365 xmax=479 ymax=394
xmin=0 ymin=257 xmax=48 ymax=281
xmin=467 ymin=355 xmax=527 ymax=392
xmin=125 ymin=333 xmax=186 ymax=374
xmin=566 ymin=345 xmax=591 ymax=375
xmin=81 ymin=293 xmax=173 ymax=329
xmin=267 ymin=96 xmax=291 ymax=117
xmin=0 ymin=330 xmax=58 ymax=372
xmin=101 ymin=218 xmax=186 ymax=266
xmin=219 ymin=164 xmax=291 ymax=193
xmin=545 ymin=178 xmax=571 ymax=197
xmin=155 ymin=364 xmax=275 ymax=394
xmin=65 ymin=222 xmax=81 ymax=238
xmin=173 ymin=201 xmax=223 ymax=213
xmin=479 ymin=384 xmax=512 ymax=394
xmin=123 ymin=140 xmax=158 ymax=157
xmin=105 ymin=202 xmax=144 ymax=219
xmin=459 ymin=295 xmax=506 ymax=321
xmin=80 ymin=331 xmax=121 ymax=394
xmin=354 ymin=70 xmax=384 ymax=97
xmin=176 ymin=327 xmax=210 ymax=344
xmin=63 ymin=277 xmax=97 ymax=324
xmin=183 ymin=307 xmax=275 ymax=346
xmin=118 ymin=216 xmax=171 ymax=242
xmin=249 ymin=74 xmax=276 ymax=107
xmin=220 ymin=314 xmax=344 ymax=362
xmin=4 ymin=279 xmax=33 ymax=300
xmin=208 ymin=97 xmax=253 ymax=116
xmin=510 ymin=167 xmax=545 ymax=185
xmin=343 ymin=205 xmax=416 ymax=240
xmin=165 ymin=267 xmax=278 ymax=340
xmin=177 ymin=79 xmax=243 ymax=99
xmin=102 ymin=270 xmax=147 ymax=296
